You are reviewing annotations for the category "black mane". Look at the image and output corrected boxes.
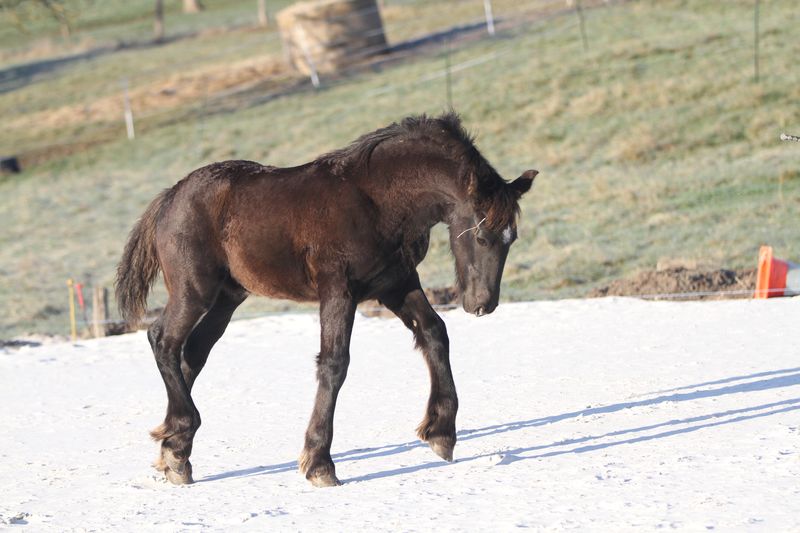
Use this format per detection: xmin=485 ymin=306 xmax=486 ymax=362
xmin=317 ymin=112 xmax=518 ymax=230
xmin=317 ymin=112 xmax=476 ymax=174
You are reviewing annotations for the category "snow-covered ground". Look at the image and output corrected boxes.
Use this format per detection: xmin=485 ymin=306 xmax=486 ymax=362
xmin=1 ymin=297 xmax=798 ymax=531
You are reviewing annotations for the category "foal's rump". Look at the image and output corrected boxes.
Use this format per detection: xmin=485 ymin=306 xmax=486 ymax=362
xmin=155 ymin=161 xmax=322 ymax=303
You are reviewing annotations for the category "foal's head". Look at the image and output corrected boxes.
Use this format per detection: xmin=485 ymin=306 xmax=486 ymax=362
xmin=450 ymin=166 xmax=537 ymax=317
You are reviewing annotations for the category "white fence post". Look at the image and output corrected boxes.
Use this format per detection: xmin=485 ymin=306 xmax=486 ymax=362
xmin=121 ymin=78 xmax=135 ymax=140
xmin=483 ymin=0 xmax=495 ymax=36
xmin=297 ymin=27 xmax=321 ymax=88
xmin=257 ymin=0 xmax=269 ymax=27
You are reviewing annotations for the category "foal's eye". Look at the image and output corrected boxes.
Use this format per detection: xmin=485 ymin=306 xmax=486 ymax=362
xmin=476 ymin=236 xmax=488 ymax=247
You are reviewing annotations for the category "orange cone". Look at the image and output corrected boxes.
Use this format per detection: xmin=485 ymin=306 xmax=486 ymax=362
xmin=754 ymin=245 xmax=800 ymax=298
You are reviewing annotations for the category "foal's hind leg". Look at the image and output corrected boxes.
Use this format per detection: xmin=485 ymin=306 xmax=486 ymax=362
xmin=151 ymin=285 xmax=245 ymax=483
xmin=382 ymin=274 xmax=458 ymax=462
xmin=179 ymin=284 xmax=247 ymax=391
xmin=149 ymin=278 xmax=226 ymax=484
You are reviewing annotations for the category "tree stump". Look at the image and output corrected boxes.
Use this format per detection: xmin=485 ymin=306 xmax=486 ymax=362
xmin=276 ymin=0 xmax=387 ymax=76
xmin=92 ymin=286 xmax=109 ymax=338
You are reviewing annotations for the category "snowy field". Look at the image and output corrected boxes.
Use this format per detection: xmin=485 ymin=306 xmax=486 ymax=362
xmin=1 ymin=297 xmax=799 ymax=531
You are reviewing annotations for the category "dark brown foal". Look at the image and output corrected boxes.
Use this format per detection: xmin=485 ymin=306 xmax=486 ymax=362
xmin=116 ymin=112 xmax=536 ymax=487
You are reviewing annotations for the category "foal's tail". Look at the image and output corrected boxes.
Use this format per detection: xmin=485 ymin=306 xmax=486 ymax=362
xmin=115 ymin=189 xmax=174 ymax=327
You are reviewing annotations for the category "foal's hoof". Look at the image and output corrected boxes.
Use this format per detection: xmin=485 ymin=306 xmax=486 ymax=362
xmin=156 ymin=449 xmax=194 ymax=485
xmin=164 ymin=461 xmax=194 ymax=485
xmin=308 ymin=472 xmax=342 ymax=488
xmin=428 ymin=437 xmax=455 ymax=462
xmin=299 ymin=449 xmax=341 ymax=487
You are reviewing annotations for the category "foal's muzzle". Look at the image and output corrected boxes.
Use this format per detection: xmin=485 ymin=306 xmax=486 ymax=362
xmin=464 ymin=299 xmax=497 ymax=317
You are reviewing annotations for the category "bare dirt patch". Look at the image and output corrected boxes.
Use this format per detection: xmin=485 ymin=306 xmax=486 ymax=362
xmin=589 ymin=267 xmax=756 ymax=300
xmin=10 ymin=56 xmax=293 ymax=133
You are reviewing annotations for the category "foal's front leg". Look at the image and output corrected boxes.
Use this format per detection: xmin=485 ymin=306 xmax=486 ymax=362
xmin=299 ymin=285 xmax=356 ymax=487
xmin=383 ymin=276 xmax=458 ymax=462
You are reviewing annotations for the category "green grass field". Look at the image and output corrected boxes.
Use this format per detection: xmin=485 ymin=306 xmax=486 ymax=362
xmin=2 ymin=0 xmax=799 ymax=338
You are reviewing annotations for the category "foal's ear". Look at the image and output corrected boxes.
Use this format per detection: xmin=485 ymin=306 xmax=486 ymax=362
xmin=509 ymin=169 xmax=538 ymax=198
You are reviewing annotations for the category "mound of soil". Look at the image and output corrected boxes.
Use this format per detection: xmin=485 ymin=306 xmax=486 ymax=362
xmin=589 ymin=267 xmax=756 ymax=300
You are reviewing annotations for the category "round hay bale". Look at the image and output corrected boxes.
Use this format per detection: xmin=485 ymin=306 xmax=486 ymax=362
xmin=276 ymin=0 xmax=387 ymax=76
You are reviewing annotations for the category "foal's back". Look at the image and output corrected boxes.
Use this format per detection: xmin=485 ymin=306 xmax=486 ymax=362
xmin=156 ymin=160 xmax=383 ymax=302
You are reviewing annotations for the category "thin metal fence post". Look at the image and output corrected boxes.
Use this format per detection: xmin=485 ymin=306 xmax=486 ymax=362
xmin=575 ymin=0 xmax=588 ymax=53
xmin=444 ymin=38 xmax=453 ymax=109
xmin=753 ymin=0 xmax=760 ymax=83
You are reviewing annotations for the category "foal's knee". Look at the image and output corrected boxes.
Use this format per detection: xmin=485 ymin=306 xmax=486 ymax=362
xmin=316 ymin=351 xmax=350 ymax=386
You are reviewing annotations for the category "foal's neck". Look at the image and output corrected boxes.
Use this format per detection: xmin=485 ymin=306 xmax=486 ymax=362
xmin=366 ymin=150 xmax=473 ymax=236
xmin=404 ymin=172 xmax=469 ymax=229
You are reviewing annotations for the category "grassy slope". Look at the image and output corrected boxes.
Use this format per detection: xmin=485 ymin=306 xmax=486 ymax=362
xmin=2 ymin=0 xmax=799 ymax=337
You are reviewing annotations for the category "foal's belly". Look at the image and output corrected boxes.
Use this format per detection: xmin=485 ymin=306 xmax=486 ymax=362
xmin=224 ymin=243 xmax=318 ymax=302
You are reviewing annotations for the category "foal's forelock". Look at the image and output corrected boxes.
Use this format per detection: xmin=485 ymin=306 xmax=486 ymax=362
xmin=473 ymin=186 xmax=521 ymax=233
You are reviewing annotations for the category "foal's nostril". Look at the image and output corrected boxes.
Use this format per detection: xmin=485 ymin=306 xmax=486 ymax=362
xmin=475 ymin=306 xmax=485 ymax=317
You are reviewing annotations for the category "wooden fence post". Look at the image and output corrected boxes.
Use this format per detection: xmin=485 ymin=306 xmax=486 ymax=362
xmin=92 ymin=286 xmax=109 ymax=338
xmin=154 ymin=0 xmax=165 ymax=42
xmin=67 ymin=279 xmax=77 ymax=341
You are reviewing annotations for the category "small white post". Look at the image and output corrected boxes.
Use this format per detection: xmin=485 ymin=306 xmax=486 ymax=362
xmin=121 ymin=78 xmax=135 ymax=140
xmin=297 ymin=28 xmax=320 ymax=88
xmin=483 ymin=0 xmax=496 ymax=36
xmin=257 ymin=0 xmax=269 ymax=27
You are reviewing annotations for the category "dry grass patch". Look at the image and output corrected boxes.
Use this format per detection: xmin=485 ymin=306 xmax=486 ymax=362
xmin=607 ymin=124 xmax=659 ymax=163
xmin=569 ymin=86 xmax=608 ymax=117
xmin=9 ymin=55 xmax=292 ymax=132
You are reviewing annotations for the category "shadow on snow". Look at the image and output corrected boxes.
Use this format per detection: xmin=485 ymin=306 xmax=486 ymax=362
xmin=200 ymin=367 xmax=800 ymax=484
